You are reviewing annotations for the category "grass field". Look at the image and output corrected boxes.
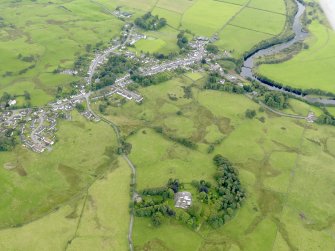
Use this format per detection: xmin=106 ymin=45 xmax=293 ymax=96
xmin=92 ymin=76 xmax=335 ymax=250
xmin=257 ymin=9 xmax=335 ymax=93
xmin=0 ymin=157 xmax=130 ymax=251
xmin=181 ymin=0 xmax=241 ymax=36
xmin=0 ymin=0 xmax=124 ymax=105
xmin=0 ymin=112 xmax=118 ymax=228
xmin=214 ymin=0 xmax=288 ymax=57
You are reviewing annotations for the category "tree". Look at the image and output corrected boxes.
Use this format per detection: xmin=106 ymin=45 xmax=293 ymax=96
xmin=24 ymin=90 xmax=31 ymax=101
xmin=206 ymin=44 xmax=219 ymax=54
xmin=75 ymin=103 xmax=85 ymax=112
xmin=151 ymin=212 xmax=163 ymax=226
xmin=245 ymin=109 xmax=256 ymax=119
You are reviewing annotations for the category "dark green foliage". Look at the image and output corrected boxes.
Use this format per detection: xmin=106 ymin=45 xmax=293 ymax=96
xmin=182 ymin=86 xmax=193 ymax=99
xmin=206 ymin=44 xmax=219 ymax=54
xmin=93 ymin=55 xmax=139 ymax=90
xmin=135 ymin=12 xmax=166 ymax=30
xmin=131 ymin=71 xmax=172 ymax=87
xmin=168 ymin=135 xmax=197 ymax=149
xmin=177 ymin=31 xmax=189 ymax=49
xmin=264 ymin=92 xmax=288 ymax=109
xmin=167 ymin=178 xmax=180 ymax=193
xmin=75 ymin=103 xmax=85 ymax=112
xmin=316 ymin=110 xmax=335 ymax=126
xmin=74 ymin=54 xmax=90 ymax=71
xmin=245 ymin=109 xmax=256 ymax=119
xmin=23 ymin=91 xmax=31 ymax=101
xmin=0 ymin=130 xmax=18 ymax=151
xmin=204 ymin=72 xmax=247 ymax=94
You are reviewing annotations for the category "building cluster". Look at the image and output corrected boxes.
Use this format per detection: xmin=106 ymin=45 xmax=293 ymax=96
xmin=21 ymin=110 xmax=57 ymax=153
xmin=0 ymin=33 xmax=235 ymax=154
xmin=174 ymin=191 xmax=192 ymax=209
xmin=112 ymin=9 xmax=132 ymax=19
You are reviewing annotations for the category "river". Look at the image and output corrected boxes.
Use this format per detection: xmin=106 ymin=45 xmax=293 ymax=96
xmin=240 ymin=0 xmax=335 ymax=105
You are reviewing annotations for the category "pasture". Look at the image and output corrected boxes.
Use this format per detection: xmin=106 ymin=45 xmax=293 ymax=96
xmin=0 ymin=0 xmax=124 ymax=105
xmin=0 ymin=157 xmax=130 ymax=251
xmin=0 ymin=112 xmax=118 ymax=228
xmin=257 ymin=10 xmax=335 ymax=93
xmin=93 ymin=76 xmax=335 ymax=250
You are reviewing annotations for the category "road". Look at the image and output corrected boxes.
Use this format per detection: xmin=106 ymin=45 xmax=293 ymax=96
xmin=85 ymin=98 xmax=136 ymax=251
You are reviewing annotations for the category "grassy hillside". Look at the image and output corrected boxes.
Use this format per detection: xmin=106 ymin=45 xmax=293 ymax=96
xmin=0 ymin=0 xmax=123 ymax=105
xmin=92 ymin=76 xmax=335 ymax=251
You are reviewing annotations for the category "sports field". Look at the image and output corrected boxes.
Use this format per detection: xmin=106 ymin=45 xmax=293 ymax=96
xmin=92 ymin=76 xmax=335 ymax=250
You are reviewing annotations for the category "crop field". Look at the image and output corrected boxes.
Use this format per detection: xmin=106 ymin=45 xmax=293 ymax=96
xmin=91 ymin=76 xmax=335 ymax=250
xmin=0 ymin=0 xmax=124 ymax=105
xmin=257 ymin=9 xmax=335 ymax=93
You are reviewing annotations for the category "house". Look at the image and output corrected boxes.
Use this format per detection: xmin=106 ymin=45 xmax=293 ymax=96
xmin=174 ymin=191 xmax=192 ymax=209
xmin=8 ymin=100 xmax=16 ymax=106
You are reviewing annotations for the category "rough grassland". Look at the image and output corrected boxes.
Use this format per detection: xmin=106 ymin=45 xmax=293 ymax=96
xmin=181 ymin=0 xmax=242 ymax=36
xmin=257 ymin=21 xmax=335 ymax=93
xmin=0 ymin=112 xmax=118 ymax=228
xmin=93 ymin=77 xmax=335 ymax=251
xmin=0 ymin=157 xmax=130 ymax=251
xmin=0 ymin=0 xmax=123 ymax=105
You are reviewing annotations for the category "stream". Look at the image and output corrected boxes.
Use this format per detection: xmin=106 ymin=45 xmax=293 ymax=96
xmin=240 ymin=0 xmax=335 ymax=105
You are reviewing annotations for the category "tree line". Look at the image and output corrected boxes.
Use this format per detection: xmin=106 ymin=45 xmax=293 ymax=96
xmin=135 ymin=12 xmax=167 ymax=31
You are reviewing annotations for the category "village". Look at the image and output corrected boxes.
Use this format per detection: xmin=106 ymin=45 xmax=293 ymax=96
xmin=0 ymin=29 xmax=247 ymax=154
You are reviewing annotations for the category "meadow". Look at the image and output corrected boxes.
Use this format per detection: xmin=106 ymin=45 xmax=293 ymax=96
xmin=0 ymin=157 xmax=130 ymax=251
xmin=257 ymin=3 xmax=335 ymax=94
xmin=0 ymin=112 xmax=118 ymax=228
xmin=0 ymin=0 xmax=290 ymax=104
xmin=92 ymin=75 xmax=335 ymax=250
xmin=0 ymin=0 xmax=124 ymax=105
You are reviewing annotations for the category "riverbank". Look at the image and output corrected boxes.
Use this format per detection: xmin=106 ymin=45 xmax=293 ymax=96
xmin=320 ymin=0 xmax=335 ymax=30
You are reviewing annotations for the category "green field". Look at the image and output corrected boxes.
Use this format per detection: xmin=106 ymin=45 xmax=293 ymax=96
xmin=182 ymin=0 xmax=241 ymax=36
xmin=91 ymin=76 xmax=335 ymax=250
xmin=214 ymin=0 xmax=288 ymax=57
xmin=257 ymin=10 xmax=335 ymax=93
xmin=0 ymin=157 xmax=130 ymax=251
xmin=0 ymin=112 xmax=118 ymax=228
xmin=0 ymin=0 xmax=124 ymax=105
